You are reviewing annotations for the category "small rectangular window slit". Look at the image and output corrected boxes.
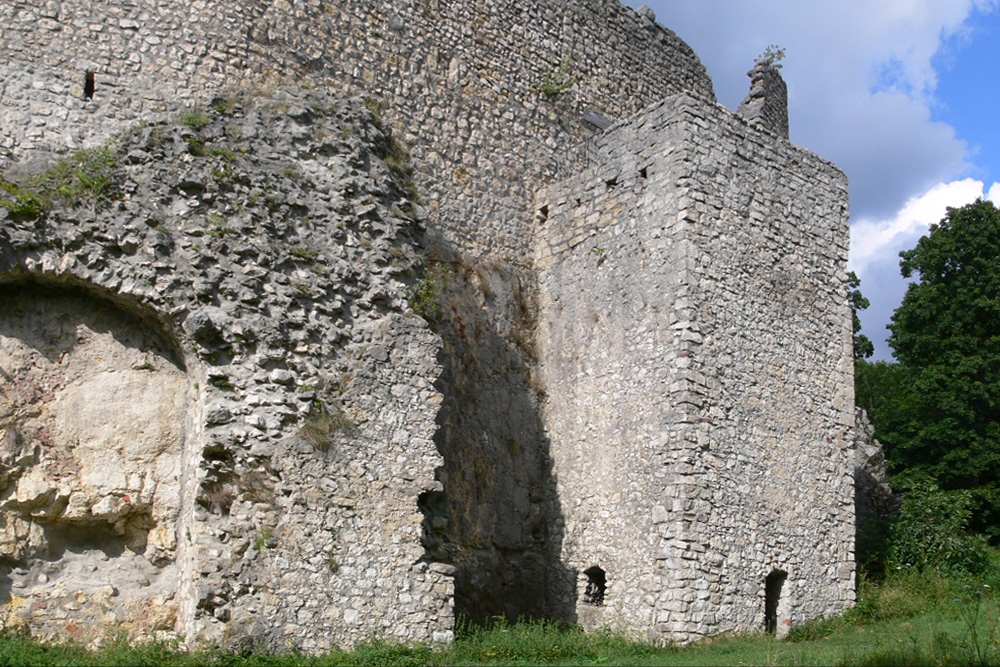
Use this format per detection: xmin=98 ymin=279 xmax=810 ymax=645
xmin=583 ymin=566 xmax=606 ymax=606
xmin=536 ymin=205 xmax=548 ymax=224
xmin=639 ymin=167 xmax=648 ymax=180
xmin=84 ymin=71 xmax=96 ymax=101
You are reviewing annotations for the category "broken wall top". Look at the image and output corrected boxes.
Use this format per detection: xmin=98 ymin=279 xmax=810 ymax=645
xmin=2 ymin=0 xmax=714 ymax=258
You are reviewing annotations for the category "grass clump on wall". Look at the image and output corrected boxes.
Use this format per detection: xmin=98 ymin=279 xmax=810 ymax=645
xmin=298 ymin=408 xmax=355 ymax=452
xmin=1 ymin=142 xmax=122 ymax=217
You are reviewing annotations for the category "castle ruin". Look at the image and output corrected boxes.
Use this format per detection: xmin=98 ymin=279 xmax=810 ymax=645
xmin=0 ymin=0 xmax=855 ymax=650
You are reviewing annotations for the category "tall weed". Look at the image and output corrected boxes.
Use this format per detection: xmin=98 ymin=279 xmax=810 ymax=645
xmin=848 ymin=568 xmax=956 ymax=624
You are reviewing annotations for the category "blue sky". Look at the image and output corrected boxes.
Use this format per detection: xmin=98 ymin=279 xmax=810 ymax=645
xmin=625 ymin=1 xmax=1000 ymax=360
xmin=934 ymin=8 xmax=1000 ymax=192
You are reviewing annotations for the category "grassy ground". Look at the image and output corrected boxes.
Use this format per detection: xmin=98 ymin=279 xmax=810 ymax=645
xmin=2 ymin=568 xmax=999 ymax=666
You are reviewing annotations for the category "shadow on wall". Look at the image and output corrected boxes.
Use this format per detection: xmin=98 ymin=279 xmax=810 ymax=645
xmin=415 ymin=236 xmax=576 ymax=623
xmin=854 ymin=416 xmax=900 ymax=576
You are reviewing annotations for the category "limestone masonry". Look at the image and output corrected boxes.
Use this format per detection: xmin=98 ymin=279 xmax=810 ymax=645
xmin=0 ymin=0 xmax=855 ymax=651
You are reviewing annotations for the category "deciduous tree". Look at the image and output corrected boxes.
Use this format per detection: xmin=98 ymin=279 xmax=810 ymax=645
xmin=887 ymin=198 xmax=1000 ymax=538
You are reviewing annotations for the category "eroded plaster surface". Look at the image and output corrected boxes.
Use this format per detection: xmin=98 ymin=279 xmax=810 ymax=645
xmin=0 ymin=288 xmax=187 ymax=640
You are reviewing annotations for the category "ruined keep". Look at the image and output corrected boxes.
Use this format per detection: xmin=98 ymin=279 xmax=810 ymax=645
xmin=0 ymin=0 xmax=855 ymax=651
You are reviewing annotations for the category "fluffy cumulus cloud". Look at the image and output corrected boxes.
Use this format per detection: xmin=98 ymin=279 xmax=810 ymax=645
xmin=848 ymin=178 xmax=993 ymax=358
xmin=848 ymin=178 xmax=988 ymax=275
xmin=851 ymin=176 xmax=1000 ymax=358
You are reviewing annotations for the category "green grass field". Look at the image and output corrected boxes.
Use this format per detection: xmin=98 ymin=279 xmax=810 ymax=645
xmin=2 ymin=567 xmax=999 ymax=666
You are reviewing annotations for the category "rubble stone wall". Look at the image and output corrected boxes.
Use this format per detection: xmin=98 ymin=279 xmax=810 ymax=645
xmin=1 ymin=0 xmax=713 ymax=257
xmin=0 ymin=3 xmax=718 ymax=624
xmin=535 ymin=109 xmax=690 ymax=637
xmin=1 ymin=92 xmax=450 ymax=650
xmin=737 ymin=63 xmax=789 ymax=139
xmin=1 ymin=0 xmax=857 ymax=652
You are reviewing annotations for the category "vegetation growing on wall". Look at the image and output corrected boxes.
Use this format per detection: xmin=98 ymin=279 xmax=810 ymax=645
xmin=0 ymin=141 xmax=122 ymax=216
xmin=536 ymin=51 xmax=576 ymax=96
xmin=0 ymin=178 xmax=42 ymax=218
xmin=756 ymin=44 xmax=786 ymax=69
xmin=298 ymin=408 xmax=356 ymax=452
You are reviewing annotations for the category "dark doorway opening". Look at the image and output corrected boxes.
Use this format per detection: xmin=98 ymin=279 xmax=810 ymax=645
xmin=764 ymin=569 xmax=787 ymax=634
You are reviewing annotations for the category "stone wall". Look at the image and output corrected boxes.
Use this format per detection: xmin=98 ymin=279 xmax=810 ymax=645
xmin=1 ymin=0 xmax=713 ymax=258
xmin=737 ymin=62 xmax=789 ymax=139
xmin=1 ymin=91 xmax=450 ymax=650
xmin=535 ymin=91 xmax=853 ymax=643
xmin=853 ymin=408 xmax=899 ymax=570
xmin=0 ymin=1 xmax=718 ymax=623
xmin=1 ymin=0 xmax=858 ymax=651
xmin=415 ymin=257 xmax=575 ymax=622
xmin=534 ymin=107 xmax=692 ymax=637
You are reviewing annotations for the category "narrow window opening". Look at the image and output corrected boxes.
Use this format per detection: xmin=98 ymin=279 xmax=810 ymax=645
xmin=84 ymin=71 xmax=96 ymax=101
xmin=764 ymin=569 xmax=787 ymax=634
xmin=536 ymin=205 xmax=548 ymax=224
xmin=583 ymin=566 xmax=606 ymax=606
xmin=574 ymin=198 xmax=581 ymax=207
xmin=639 ymin=166 xmax=648 ymax=180
xmin=605 ymin=176 xmax=618 ymax=189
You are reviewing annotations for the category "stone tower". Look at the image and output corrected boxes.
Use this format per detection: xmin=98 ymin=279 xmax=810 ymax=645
xmin=536 ymin=92 xmax=853 ymax=642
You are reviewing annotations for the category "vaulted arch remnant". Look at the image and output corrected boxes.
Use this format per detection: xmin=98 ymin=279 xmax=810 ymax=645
xmin=0 ymin=283 xmax=192 ymax=641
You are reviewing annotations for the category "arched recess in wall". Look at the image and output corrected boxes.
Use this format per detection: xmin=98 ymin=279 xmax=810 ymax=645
xmin=0 ymin=278 xmax=193 ymax=638
xmin=576 ymin=564 xmax=609 ymax=632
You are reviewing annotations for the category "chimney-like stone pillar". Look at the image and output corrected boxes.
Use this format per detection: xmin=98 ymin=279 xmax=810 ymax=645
xmin=738 ymin=62 xmax=789 ymax=139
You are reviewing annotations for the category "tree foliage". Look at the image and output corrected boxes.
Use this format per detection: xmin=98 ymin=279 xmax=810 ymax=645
xmin=885 ymin=199 xmax=1000 ymax=538
xmin=855 ymin=358 xmax=912 ymax=450
xmin=848 ymin=270 xmax=874 ymax=361
xmin=888 ymin=472 xmax=990 ymax=576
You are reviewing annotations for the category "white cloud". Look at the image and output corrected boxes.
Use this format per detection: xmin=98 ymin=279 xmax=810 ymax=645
xmin=849 ymin=178 xmax=992 ymax=359
xmin=849 ymin=178 xmax=987 ymax=274
xmin=639 ymin=1 xmax=982 ymax=219
xmin=989 ymin=182 xmax=1000 ymax=203
xmin=631 ymin=1 xmax=1000 ymax=359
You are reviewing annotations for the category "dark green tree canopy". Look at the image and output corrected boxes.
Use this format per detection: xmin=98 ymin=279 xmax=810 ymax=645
xmin=885 ymin=198 xmax=1000 ymax=538
xmin=891 ymin=198 xmax=1000 ymax=368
